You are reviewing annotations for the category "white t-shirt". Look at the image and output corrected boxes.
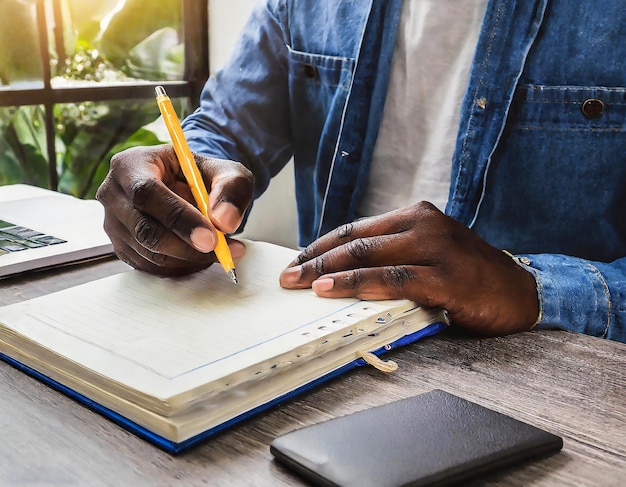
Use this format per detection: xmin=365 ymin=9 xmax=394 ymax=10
xmin=357 ymin=0 xmax=487 ymax=217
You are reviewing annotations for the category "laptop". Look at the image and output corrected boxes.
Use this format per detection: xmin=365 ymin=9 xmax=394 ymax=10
xmin=0 ymin=184 xmax=114 ymax=278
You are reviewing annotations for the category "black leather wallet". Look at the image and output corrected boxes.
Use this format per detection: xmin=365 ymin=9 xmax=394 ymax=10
xmin=270 ymin=389 xmax=563 ymax=486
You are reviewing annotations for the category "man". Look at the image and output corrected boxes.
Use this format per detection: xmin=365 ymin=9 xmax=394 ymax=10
xmin=96 ymin=0 xmax=626 ymax=342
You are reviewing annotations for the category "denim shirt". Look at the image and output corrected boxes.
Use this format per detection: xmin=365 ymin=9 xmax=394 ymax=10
xmin=182 ymin=0 xmax=626 ymax=342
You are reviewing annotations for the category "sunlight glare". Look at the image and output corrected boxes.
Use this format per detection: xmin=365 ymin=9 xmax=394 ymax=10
xmin=100 ymin=0 xmax=126 ymax=33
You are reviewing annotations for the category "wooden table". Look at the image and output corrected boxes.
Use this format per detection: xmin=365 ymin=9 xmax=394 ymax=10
xmin=1 ymin=258 xmax=625 ymax=486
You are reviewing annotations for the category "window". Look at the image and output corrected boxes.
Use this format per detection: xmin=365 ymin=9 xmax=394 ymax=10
xmin=0 ymin=0 xmax=208 ymax=198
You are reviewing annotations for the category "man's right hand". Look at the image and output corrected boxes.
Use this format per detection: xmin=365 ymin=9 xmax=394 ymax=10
xmin=96 ymin=144 xmax=254 ymax=276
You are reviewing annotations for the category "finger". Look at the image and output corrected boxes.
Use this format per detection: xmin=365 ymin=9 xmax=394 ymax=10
xmin=287 ymin=206 xmax=425 ymax=268
xmin=279 ymin=231 xmax=440 ymax=289
xmin=198 ymin=157 xmax=254 ymax=233
xmin=286 ymin=218 xmax=383 ymax=268
xmin=310 ymin=265 xmax=447 ymax=307
xmin=280 ymin=219 xmax=394 ymax=285
xmin=111 ymin=221 xmax=247 ymax=275
xmin=126 ymin=235 xmax=246 ymax=275
xmin=279 ymin=235 xmax=386 ymax=288
xmin=108 ymin=225 xmax=215 ymax=276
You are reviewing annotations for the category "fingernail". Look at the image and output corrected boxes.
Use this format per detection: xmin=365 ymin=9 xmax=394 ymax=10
xmin=213 ymin=202 xmax=240 ymax=231
xmin=280 ymin=266 xmax=302 ymax=286
xmin=312 ymin=277 xmax=334 ymax=292
xmin=190 ymin=227 xmax=216 ymax=253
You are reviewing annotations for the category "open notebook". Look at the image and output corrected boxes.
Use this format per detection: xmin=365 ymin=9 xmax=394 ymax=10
xmin=0 ymin=240 xmax=446 ymax=453
xmin=0 ymin=184 xmax=113 ymax=278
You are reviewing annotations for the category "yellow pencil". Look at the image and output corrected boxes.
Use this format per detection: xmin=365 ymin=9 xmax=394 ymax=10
xmin=155 ymin=86 xmax=238 ymax=284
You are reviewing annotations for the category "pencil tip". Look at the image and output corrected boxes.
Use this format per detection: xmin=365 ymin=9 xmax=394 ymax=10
xmin=228 ymin=269 xmax=238 ymax=285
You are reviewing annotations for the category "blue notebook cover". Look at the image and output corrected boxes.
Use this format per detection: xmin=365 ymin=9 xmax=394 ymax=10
xmin=0 ymin=321 xmax=445 ymax=454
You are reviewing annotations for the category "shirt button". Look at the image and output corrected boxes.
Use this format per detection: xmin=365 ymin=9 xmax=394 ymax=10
xmin=303 ymin=63 xmax=317 ymax=78
xmin=581 ymin=98 xmax=605 ymax=119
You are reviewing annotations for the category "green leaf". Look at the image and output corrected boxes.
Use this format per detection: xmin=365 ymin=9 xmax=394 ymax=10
xmin=125 ymin=27 xmax=183 ymax=80
xmin=0 ymin=106 xmax=50 ymax=186
xmin=98 ymin=0 xmax=181 ymax=71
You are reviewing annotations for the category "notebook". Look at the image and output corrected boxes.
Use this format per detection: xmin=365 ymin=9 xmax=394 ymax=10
xmin=0 ymin=184 xmax=113 ymax=278
xmin=0 ymin=240 xmax=447 ymax=453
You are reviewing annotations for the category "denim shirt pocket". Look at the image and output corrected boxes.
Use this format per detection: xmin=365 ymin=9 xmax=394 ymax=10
xmin=286 ymin=47 xmax=355 ymax=157
xmin=512 ymin=84 xmax=626 ymax=131
xmin=475 ymin=84 xmax=626 ymax=261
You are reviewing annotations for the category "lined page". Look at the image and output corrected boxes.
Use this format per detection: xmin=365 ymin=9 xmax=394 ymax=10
xmin=0 ymin=241 xmax=403 ymax=406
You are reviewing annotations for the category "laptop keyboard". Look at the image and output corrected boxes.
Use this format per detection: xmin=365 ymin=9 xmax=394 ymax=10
xmin=0 ymin=219 xmax=67 ymax=256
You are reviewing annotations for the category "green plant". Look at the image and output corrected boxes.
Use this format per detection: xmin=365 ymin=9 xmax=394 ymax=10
xmin=0 ymin=106 xmax=48 ymax=187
